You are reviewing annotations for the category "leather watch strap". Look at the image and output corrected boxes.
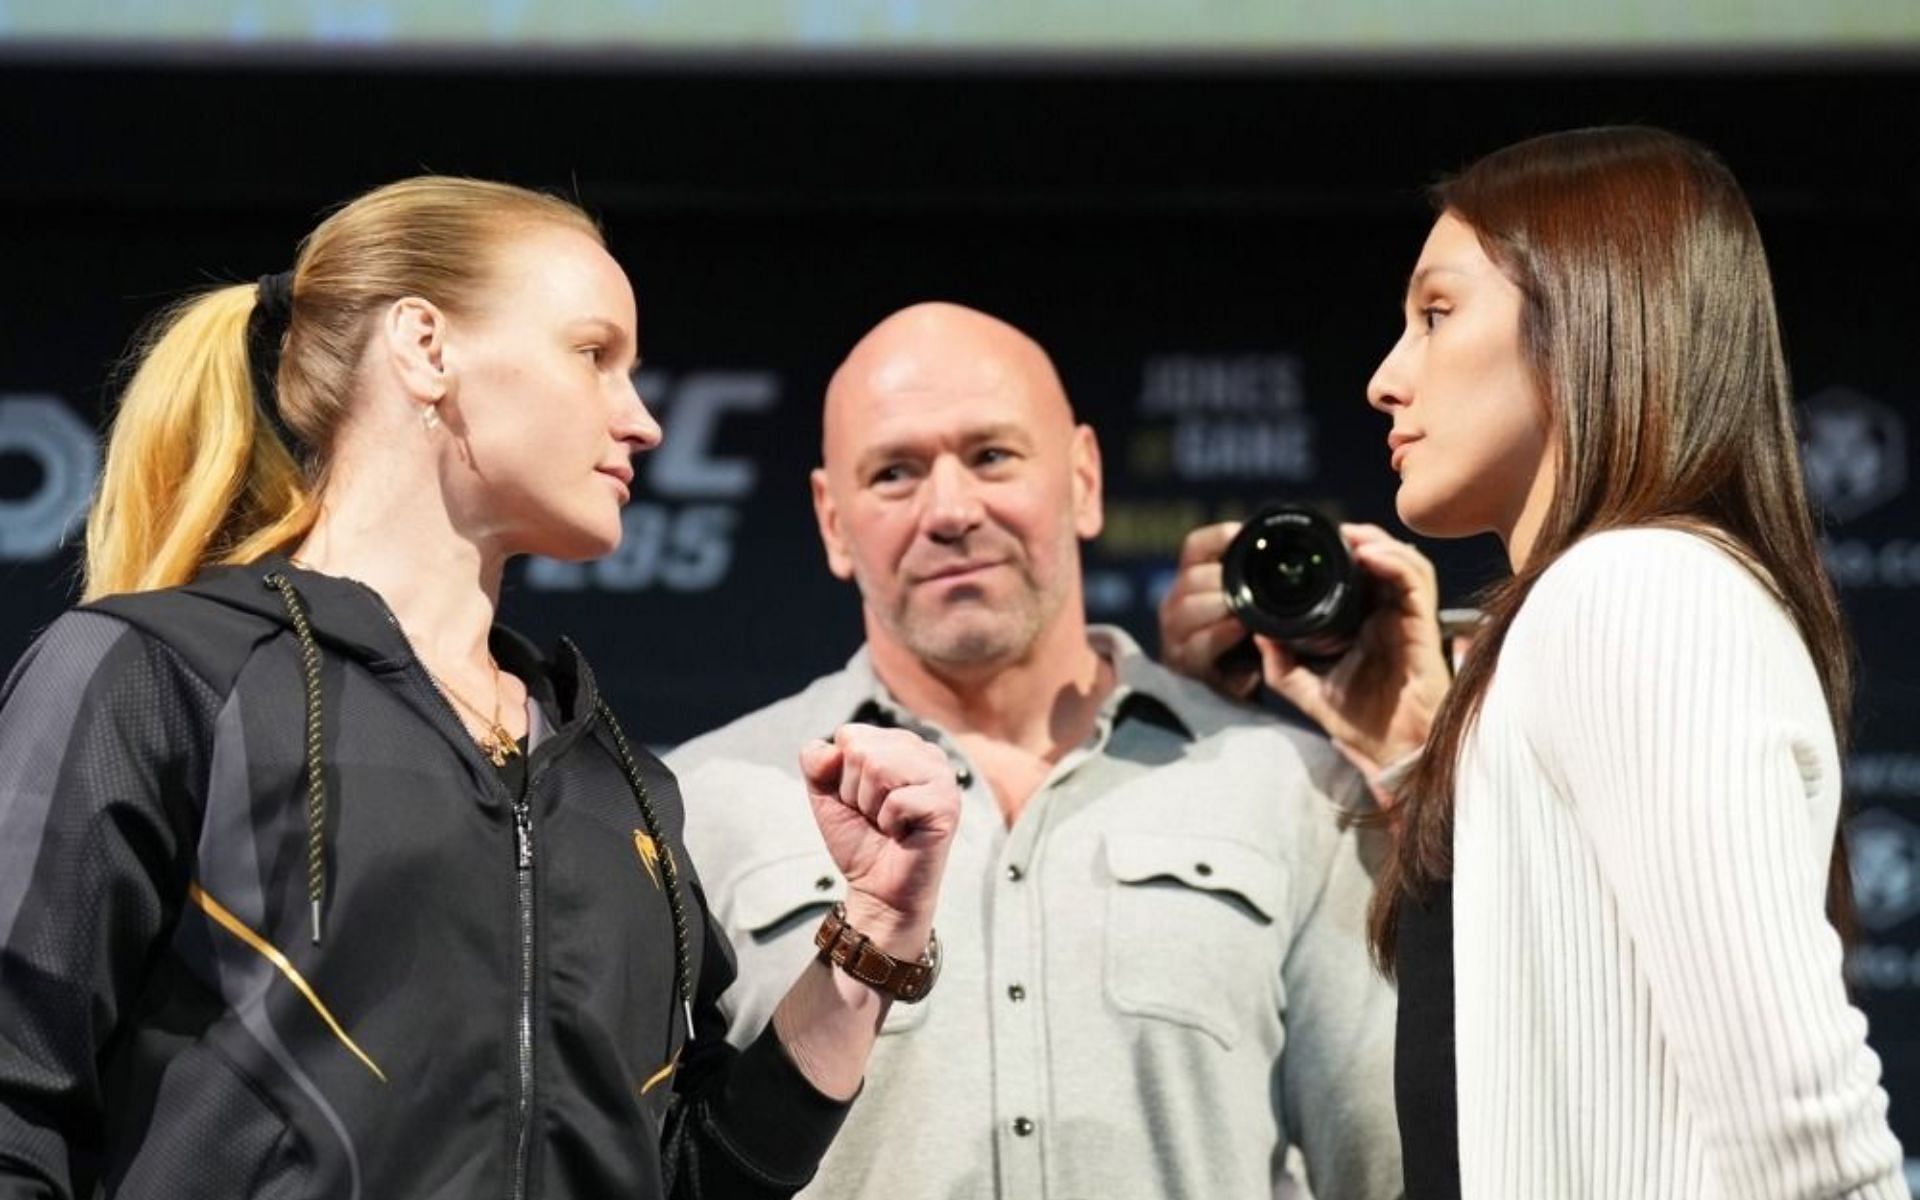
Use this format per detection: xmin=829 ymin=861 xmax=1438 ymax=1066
xmin=814 ymin=903 xmax=940 ymax=1003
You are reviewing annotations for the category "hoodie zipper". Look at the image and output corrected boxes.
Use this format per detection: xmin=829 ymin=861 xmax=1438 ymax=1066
xmin=352 ymin=586 xmax=540 ymax=1200
xmin=510 ymin=789 xmax=536 ymax=1200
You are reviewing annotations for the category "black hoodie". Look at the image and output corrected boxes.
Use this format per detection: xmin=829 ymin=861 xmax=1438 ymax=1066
xmin=0 ymin=557 xmax=848 ymax=1199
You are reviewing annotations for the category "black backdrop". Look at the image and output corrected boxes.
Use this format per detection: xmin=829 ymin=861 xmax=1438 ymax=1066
xmin=3 ymin=58 xmax=1917 ymax=1179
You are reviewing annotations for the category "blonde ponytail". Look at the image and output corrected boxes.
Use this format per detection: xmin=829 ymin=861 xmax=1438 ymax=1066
xmin=81 ymin=175 xmax=599 ymax=601
xmin=83 ymin=283 xmax=313 ymax=600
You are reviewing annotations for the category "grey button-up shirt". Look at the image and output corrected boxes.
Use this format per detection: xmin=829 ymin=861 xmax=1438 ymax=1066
xmin=670 ymin=627 xmax=1402 ymax=1200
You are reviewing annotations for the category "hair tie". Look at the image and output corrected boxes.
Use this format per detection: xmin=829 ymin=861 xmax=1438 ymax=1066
xmin=255 ymin=270 xmax=295 ymax=324
xmin=247 ymin=270 xmax=304 ymax=451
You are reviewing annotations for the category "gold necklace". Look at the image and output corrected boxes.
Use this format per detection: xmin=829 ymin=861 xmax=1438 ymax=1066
xmin=432 ymin=658 xmax=522 ymax=767
xmin=285 ymin=557 xmax=519 ymax=766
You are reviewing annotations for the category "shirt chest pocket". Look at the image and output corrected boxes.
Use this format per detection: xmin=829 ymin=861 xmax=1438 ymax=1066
xmin=1102 ymin=831 xmax=1285 ymax=1050
xmin=728 ymin=850 xmax=930 ymax=1035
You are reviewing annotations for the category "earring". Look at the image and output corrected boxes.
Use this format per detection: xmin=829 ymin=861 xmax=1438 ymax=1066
xmin=421 ymin=404 xmax=441 ymax=431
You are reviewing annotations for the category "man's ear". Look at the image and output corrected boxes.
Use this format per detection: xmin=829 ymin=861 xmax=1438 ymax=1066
xmin=381 ymin=296 xmax=449 ymax=405
xmin=811 ymin=467 xmax=856 ymax=581
xmin=1070 ymin=423 xmax=1104 ymax=541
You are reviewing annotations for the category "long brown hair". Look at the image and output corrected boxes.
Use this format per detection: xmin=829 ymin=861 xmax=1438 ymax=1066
xmin=85 ymin=177 xmax=600 ymax=600
xmin=1371 ymin=126 xmax=1855 ymax=970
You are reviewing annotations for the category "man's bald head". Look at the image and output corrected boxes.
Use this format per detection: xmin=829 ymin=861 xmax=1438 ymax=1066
xmin=809 ymin=301 xmax=1103 ymax=675
xmin=822 ymin=302 xmax=1074 ymax=467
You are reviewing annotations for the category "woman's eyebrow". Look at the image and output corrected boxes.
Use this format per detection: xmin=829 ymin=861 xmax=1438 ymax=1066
xmin=1405 ymin=263 xmax=1471 ymax=297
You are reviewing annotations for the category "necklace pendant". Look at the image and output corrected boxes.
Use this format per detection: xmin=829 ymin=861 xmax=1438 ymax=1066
xmin=484 ymin=725 xmax=521 ymax=767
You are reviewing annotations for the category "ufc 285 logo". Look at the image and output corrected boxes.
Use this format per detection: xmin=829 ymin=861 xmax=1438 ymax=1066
xmin=0 ymin=396 xmax=98 ymax=562
xmin=524 ymin=370 xmax=777 ymax=593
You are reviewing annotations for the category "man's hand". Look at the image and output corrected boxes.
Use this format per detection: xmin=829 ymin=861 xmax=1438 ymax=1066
xmin=1157 ymin=521 xmax=1262 ymax=701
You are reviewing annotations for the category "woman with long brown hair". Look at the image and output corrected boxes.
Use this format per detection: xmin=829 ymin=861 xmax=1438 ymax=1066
xmin=0 ymin=175 xmax=960 ymax=1198
xmin=1162 ymin=127 xmax=1904 ymax=1197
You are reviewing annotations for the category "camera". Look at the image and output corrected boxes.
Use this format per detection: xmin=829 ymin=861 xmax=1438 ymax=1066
xmin=1220 ymin=502 xmax=1374 ymax=671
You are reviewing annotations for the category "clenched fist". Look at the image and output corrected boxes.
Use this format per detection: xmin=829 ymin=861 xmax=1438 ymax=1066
xmin=801 ymin=724 xmax=961 ymax=957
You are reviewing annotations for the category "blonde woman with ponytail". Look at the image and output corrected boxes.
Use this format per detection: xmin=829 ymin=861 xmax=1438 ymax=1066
xmin=0 ymin=176 xmax=959 ymax=1199
xmin=1161 ymin=128 xmax=1904 ymax=1198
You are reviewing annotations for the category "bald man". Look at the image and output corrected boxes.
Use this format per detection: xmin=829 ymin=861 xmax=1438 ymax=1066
xmin=670 ymin=304 xmax=1402 ymax=1200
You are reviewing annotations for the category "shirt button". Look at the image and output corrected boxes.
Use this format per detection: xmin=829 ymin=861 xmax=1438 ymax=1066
xmin=1007 ymin=984 xmax=1027 ymax=1002
xmin=1006 ymin=864 xmax=1025 ymax=882
xmin=1012 ymin=1117 xmax=1035 ymax=1137
xmin=1194 ymin=862 xmax=1214 ymax=877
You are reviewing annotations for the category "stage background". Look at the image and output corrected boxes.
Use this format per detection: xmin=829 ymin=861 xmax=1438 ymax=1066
xmin=3 ymin=53 xmax=1918 ymax=1187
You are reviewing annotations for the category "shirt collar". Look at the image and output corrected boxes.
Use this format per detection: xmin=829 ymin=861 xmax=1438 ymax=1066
xmin=831 ymin=625 xmax=1202 ymax=743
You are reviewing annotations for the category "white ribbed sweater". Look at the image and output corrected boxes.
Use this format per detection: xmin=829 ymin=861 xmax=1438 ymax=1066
xmin=1449 ymin=528 xmax=1905 ymax=1198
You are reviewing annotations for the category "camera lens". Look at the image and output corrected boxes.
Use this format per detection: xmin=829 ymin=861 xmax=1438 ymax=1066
xmin=1242 ymin=526 xmax=1337 ymax=619
xmin=1220 ymin=503 xmax=1373 ymax=669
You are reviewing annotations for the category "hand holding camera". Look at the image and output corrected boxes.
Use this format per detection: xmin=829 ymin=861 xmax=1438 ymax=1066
xmin=1158 ymin=504 xmax=1453 ymax=785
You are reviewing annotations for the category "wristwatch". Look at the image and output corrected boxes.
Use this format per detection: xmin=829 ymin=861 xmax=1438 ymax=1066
xmin=814 ymin=903 xmax=941 ymax=1003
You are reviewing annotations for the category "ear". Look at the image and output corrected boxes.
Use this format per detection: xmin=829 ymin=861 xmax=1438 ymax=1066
xmin=380 ymin=296 xmax=449 ymax=405
xmin=811 ymin=467 xmax=856 ymax=581
xmin=1069 ymin=423 xmax=1104 ymax=541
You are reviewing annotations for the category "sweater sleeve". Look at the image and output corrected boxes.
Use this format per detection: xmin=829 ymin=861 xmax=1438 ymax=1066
xmin=1525 ymin=530 xmax=1904 ymax=1198
xmin=0 ymin=613 xmax=207 ymax=1199
xmin=659 ymin=876 xmax=852 ymax=1199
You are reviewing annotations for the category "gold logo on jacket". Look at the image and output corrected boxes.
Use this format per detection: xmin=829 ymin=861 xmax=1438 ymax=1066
xmin=633 ymin=831 xmax=666 ymax=890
